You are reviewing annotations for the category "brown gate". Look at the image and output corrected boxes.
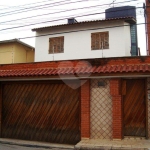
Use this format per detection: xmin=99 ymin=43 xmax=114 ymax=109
xmin=2 ymin=81 xmax=80 ymax=144
xmin=123 ymin=79 xmax=146 ymax=137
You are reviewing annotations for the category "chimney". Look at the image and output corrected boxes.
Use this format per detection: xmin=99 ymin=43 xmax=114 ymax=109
xmin=68 ymin=18 xmax=78 ymax=24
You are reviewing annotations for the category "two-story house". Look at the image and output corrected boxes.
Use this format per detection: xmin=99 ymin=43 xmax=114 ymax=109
xmin=32 ymin=6 xmax=138 ymax=62
xmin=0 ymin=39 xmax=35 ymax=64
xmin=1 ymin=5 xmax=150 ymax=150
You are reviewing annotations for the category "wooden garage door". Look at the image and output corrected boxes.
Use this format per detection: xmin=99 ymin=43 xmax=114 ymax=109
xmin=2 ymin=81 xmax=80 ymax=144
xmin=123 ymin=79 xmax=146 ymax=137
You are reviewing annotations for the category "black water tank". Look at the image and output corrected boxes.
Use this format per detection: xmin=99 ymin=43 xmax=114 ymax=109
xmin=68 ymin=18 xmax=78 ymax=24
xmin=105 ymin=6 xmax=136 ymax=19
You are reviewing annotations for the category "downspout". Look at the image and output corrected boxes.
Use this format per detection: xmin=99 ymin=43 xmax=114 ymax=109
xmin=144 ymin=3 xmax=149 ymax=55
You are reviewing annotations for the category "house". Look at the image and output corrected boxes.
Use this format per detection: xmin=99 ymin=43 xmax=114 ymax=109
xmin=0 ymin=39 xmax=35 ymax=64
xmin=146 ymin=0 xmax=150 ymax=55
xmin=32 ymin=6 xmax=138 ymax=62
xmin=0 ymin=56 xmax=150 ymax=149
xmin=0 ymin=5 xmax=150 ymax=150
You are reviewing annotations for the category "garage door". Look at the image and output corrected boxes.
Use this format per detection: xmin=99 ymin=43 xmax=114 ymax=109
xmin=2 ymin=81 xmax=80 ymax=144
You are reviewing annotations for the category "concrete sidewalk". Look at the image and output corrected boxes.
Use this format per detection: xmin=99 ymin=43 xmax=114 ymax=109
xmin=75 ymin=138 xmax=150 ymax=150
xmin=1 ymin=138 xmax=150 ymax=150
xmin=0 ymin=138 xmax=74 ymax=150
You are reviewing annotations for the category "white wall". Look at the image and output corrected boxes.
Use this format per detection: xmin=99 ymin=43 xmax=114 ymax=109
xmin=35 ymin=20 xmax=131 ymax=62
xmin=124 ymin=22 xmax=131 ymax=56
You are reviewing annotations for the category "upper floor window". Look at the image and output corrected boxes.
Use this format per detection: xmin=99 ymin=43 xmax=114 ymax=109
xmin=91 ymin=32 xmax=109 ymax=50
xmin=49 ymin=36 xmax=64 ymax=54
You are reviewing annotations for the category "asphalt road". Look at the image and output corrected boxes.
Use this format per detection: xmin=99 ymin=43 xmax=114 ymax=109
xmin=0 ymin=143 xmax=74 ymax=150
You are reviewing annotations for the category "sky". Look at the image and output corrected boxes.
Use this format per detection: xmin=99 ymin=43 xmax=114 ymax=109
xmin=0 ymin=0 xmax=147 ymax=55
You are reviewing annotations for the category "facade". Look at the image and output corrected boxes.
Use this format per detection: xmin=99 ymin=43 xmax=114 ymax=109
xmin=146 ymin=0 xmax=150 ymax=55
xmin=0 ymin=39 xmax=35 ymax=64
xmin=0 ymin=56 xmax=150 ymax=146
xmin=32 ymin=17 xmax=135 ymax=62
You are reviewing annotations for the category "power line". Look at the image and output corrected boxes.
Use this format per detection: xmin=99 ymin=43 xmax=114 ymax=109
xmin=0 ymin=0 xmax=139 ymax=17
xmin=0 ymin=6 xmax=143 ymax=32
xmin=0 ymin=0 xmax=53 ymax=11
xmin=0 ymin=0 xmax=85 ymax=17
xmin=0 ymin=0 xmax=139 ymax=24
xmin=0 ymin=11 xmax=145 ymax=32
xmin=0 ymin=9 xmax=145 ymax=26
xmin=17 ymin=22 xmax=148 ymax=40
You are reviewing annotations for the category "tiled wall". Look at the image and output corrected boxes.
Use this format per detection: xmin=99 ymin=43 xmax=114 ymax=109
xmin=90 ymin=79 xmax=112 ymax=139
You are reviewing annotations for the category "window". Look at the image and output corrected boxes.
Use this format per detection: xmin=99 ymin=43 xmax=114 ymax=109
xmin=49 ymin=36 xmax=64 ymax=54
xmin=91 ymin=32 xmax=109 ymax=50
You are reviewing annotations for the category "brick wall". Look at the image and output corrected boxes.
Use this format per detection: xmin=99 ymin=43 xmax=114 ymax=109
xmin=110 ymin=79 xmax=123 ymax=139
xmin=81 ymin=79 xmax=90 ymax=138
xmin=1 ymin=56 xmax=150 ymax=71
xmin=90 ymin=79 xmax=112 ymax=139
xmin=146 ymin=0 xmax=150 ymax=55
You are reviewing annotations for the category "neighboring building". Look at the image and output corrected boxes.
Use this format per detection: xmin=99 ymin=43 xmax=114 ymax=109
xmin=146 ymin=0 xmax=150 ymax=55
xmin=33 ymin=17 xmax=133 ymax=62
xmin=0 ymin=56 xmax=150 ymax=149
xmin=0 ymin=39 xmax=35 ymax=64
xmin=32 ymin=7 xmax=138 ymax=62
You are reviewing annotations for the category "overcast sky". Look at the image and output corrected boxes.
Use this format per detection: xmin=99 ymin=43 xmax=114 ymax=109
xmin=0 ymin=0 xmax=146 ymax=55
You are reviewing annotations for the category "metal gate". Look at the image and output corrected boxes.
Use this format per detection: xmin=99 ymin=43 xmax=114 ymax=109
xmin=2 ymin=81 xmax=80 ymax=144
xmin=123 ymin=79 xmax=146 ymax=137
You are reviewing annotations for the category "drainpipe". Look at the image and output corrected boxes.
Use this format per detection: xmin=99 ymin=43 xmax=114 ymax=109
xmin=144 ymin=3 xmax=149 ymax=55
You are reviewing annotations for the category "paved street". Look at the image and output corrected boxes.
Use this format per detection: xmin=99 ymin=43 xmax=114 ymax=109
xmin=0 ymin=143 xmax=74 ymax=150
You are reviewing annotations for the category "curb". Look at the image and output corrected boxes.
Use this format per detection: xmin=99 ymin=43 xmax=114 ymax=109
xmin=0 ymin=138 xmax=74 ymax=149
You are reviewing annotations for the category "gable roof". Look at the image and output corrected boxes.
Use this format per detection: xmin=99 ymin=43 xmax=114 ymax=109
xmin=32 ymin=16 xmax=136 ymax=31
xmin=0 ymin=39 xmax=34 ymax=50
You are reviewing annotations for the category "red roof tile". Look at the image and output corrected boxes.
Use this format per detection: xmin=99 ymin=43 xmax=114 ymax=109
xmin=0 ymin=64 xmax=150 ymax=77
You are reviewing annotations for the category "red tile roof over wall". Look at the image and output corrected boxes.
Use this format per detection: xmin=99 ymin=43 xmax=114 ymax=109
xmin=0 ymin=64 xmax=149 ymax=77
xmin=0 ymin=56 xmax=150 ymax=78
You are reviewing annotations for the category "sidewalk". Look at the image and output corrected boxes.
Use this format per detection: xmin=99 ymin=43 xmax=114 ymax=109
xmin=75 ymin=138 xmax=150 ymax=150
xmin=1 ymin=138 xmax=150 ymax=150
xmin=0 ymin=138 xmax=74 ymax=150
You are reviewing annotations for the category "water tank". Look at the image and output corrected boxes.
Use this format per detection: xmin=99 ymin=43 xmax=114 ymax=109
xmin=105 ymin=6 xmax=138 ymax=56
xmin=105 ymin=6 xmax=136 ymax=19
xmin=68 ymin=18 xmax=78 ymax=24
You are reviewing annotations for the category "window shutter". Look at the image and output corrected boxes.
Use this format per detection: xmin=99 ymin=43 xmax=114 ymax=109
xmin=49 ymin=38 xmax=54 ymax=54
xmin=91 ymin=34 xmax=94 ymax=50
xmin=103 ymin=32 xmax=109 ymax=49
xmin=49 ymin=36 xmax=64 ymax=54
xmin=95 ymin=33 xmax=100 ymax=49
xmin=91 ymin=32 xmax=109 ymax=50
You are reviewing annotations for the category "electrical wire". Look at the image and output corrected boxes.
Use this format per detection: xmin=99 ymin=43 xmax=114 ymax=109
xmin=0 ymin=0 xmax=85 ymax=17
xmin=18 ymin=22 xmax=148 ymax=40
xmin=0 ymin=0 xmax=139 ymax=17
xmin=0 ymin=0 xmax=139 ymax=24
xmin=0 ymin=0 xmax=54 ymax=11
xmin=0 ymin=11 xmax=145 ymax=33
xmin=0 ymin=6 xmax=143 ymax=32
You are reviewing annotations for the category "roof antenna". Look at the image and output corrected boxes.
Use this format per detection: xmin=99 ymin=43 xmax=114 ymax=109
xmin=109 ymin=0 xmax=116 ymax=7
xmin=112 ymin=0 xmax=116 ymax=7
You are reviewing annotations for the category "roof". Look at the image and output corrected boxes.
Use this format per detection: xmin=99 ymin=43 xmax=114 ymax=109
xmin=32 ymin=16 xmax=136 ymax=31
xmin=0 ymin=64 xmax=149 ymax=77
xmin=0 ymin=39 xmax=34 ymax=49
xmin=0 ymin=56 xmax=149 ymax=78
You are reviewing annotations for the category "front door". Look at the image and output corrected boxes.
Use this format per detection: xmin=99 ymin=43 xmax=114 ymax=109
xmin=123 ymin=79 xmax=146 ymax=137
